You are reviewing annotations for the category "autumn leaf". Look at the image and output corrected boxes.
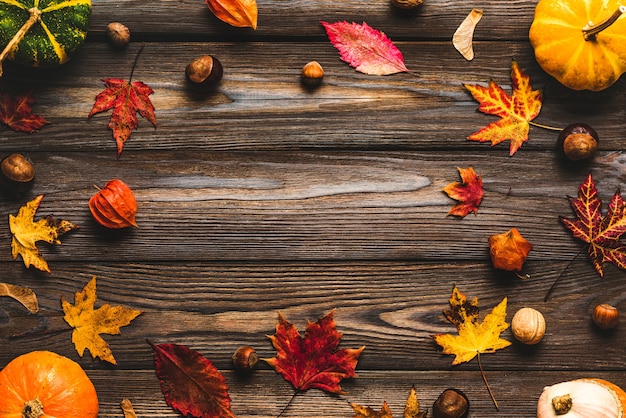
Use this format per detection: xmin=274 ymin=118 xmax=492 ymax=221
xmin=0 ymin=282 xmax=38 ymax=313
xmin=88 ymin=77 xmax=156 ymax=157
xmin=265 ymin=309 xmax=365 ymax=394
xmin=62 ymin=276 xmax=142 ymax=365
xmin=561 ymin=173 xmax=626 ymax=277
xmin=0 ymin=89 xmax=47 ymax=133
xmin=206 ymin=0 xmax=257 ymax=29
xmin=350 ymin=386 xmax=426 ymax=418
xmin=121 ymin=399 xmax=137 ymax=418
xmin=9 ymin=194 xmax=78 ymax=273
xmin=453 ymin=9 xmax=483 ymax=61
xmin=489 ymin=228 xmax=533 ymax=273
xmin=465 ymin=60 xmax=542 ymax=156
xmin=150 ymin=342 xmax=235 ymax=418
xmin=442 ymin=166 xmax=484 ymax=217
xmin=321 ymin=21 xmax=409 ymax=75
xmin=433 ymin=286 xmax=510 ymax=409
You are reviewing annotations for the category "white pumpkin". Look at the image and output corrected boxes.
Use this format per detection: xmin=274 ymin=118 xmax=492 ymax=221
xmin=537 ymin=379 xmax=626 ymax=417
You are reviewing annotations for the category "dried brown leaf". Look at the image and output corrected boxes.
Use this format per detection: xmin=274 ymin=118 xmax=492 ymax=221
xmin=0 ymin=282 xmax=38 ymax=313
xmin=121 ymin=399 xmax=137 ymax=418
xmin=453 ymin=9 xmax=483 ymax=61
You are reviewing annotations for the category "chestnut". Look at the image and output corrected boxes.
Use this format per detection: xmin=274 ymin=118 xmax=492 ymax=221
xmin=432 ymin=388 xmax=469 ymax=418
xmin=185 ymin=55 xmax=223 ymax=90
xmin=592 ymin=303 xmax=619 ymax=330
xmin=0 ymin=153 xmax=35 ymax=194
xmin=557 ymin=123 xmax=598 ymax=162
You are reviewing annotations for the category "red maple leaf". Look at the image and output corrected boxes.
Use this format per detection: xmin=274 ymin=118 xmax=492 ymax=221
xmin=150 ymin=342 xmax=234 ymax=418
xmin=265 ymin=310 xmax=365 ymax=394
xmin=0 ymin=89 xmax=47 ymax=133
xmin=88 ymin=77 xmax=156 ymax=157
xmin=465 ymin=60 xmax=542 ymax=156
xmin=561 ymin=173 xmax=626 ymax=277
xmin=442 ymin=166 xmax=484 ymax=217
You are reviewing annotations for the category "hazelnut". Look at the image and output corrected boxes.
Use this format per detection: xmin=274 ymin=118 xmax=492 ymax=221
xmin=301 ymin=61 xmax=324 ymax=87
xmin=1 ymin=153 xmax=35 ymax=194
xmin=592 ymin=303 xmax=619 ymax=330
xmin=391 ymin=0 xmax=424 ymax=9
xmin=232 ymin=346 xmax=258 ymax=371
xmin=432 ymin=388 xmax=469 ymax=418
xmin=511 ymin=307 xmax=546 ymax=345
xmin=185 ymin=55 xmax=223 ymax=90
xmin=106 ymin=22 xmax=130 ymax=48
xmin=557 ymin=123 xmax=599 ymax=161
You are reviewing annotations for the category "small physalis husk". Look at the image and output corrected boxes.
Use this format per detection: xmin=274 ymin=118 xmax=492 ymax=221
xmin=453 ymin=9 xmax=484 ymax=61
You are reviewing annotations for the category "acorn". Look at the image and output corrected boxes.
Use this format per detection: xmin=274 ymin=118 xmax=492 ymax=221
xmin=0 ymin=153 xmax=35 ymax=194
xmin=592 ymin=303 xmax=619 ymax=330
xmin=432 ymin=388 xmax=470 ymax=418
xmin=557 ymin=123 xmax=599 ymax=162
xmin=301 ymin=61 xmax=324 ymax=87
xmin=232 ymin=346 xmax=258 ymax=371
xmin=185 ymin=55 xmax=223 ymax=90
xmin=106 ymin=22 xmax=130 ymax=48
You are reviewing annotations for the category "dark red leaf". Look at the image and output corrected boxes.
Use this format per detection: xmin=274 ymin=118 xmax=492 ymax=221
xmin=265 ymin=310 xmax=365 ymax=394
xmin=150 ymin=342 xmax=234 ymax=418
xmin=0 ymin=90 xmax=47 ymax=133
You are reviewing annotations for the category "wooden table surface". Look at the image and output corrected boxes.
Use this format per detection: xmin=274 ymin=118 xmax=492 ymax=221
xmin=1 ymin=1 xmax=626 ymax=417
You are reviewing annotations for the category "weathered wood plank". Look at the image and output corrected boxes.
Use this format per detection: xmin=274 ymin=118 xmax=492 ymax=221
xmin=1 ymin=42 xmax=624 ymax=153
xmin=1 ymin=261 xmax=623 ymax=371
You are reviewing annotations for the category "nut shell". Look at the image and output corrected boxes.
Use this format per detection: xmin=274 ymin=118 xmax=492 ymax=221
xmin=106 ymin=22 xmax=130 ymax=48
xmin=232 ymin=346 xmax=258 ymax=371
xmin=391 ymin=0 xmax=424 ymax=9
xmin=301 ymin=61 xmax=324 ymax=87
xmin=557 ymin=123 xmax=599 ymax=161
xmin=511 ymin=307 xmax=546 ymax=345
xmin=185 ymin=55 xmax=223 ymax=89
xmin=1 ymin=153 xmax=35 ymax=183
xmin=592 ymin=303 xmax=619 ymax=330
xmin=432 ymin=388 xmax=469 ymax=418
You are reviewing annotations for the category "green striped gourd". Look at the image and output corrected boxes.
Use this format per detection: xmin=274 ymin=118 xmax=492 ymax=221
xmin=0 ymin=0 xmax=91 ymax=75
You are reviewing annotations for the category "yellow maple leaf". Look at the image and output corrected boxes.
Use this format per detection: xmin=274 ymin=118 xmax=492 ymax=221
xmin=433 ymin=286 xmax=511 ymax=409
xmin=349 ymin=386 xmax=426 ymax=418
xmin=9 ymin=194 xmax=78 ymax=273
xmin=62 ymin=276 xmax=142 ymax=365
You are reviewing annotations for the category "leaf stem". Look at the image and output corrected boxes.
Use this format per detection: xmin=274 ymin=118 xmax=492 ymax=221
xmin=544 ymin=246 xmax=586 ymax=301
xmin=129 ymin=43 xmax=146 ymax=83
xmin=276 ymin=389 xmax=300 ymax=418
xmin=477 ymin=353 xmax=499 ymax=410
xmin=529 ymin=121 xmax=562 ymax=131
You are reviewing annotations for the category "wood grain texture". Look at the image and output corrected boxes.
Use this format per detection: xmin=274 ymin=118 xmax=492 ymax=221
xmin=0 ymin=0 xmax=624 ymax=417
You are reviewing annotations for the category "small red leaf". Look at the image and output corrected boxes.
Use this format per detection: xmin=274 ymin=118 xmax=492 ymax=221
xmin=150 ymin=342 xmax=235 ymax=418
xmin=0 ymin=90 xmax=47 ymax=133
xmin=88 ymin=78 xmax=156 ymax=157
xmin=265 ymin=309 xmax=365 ymax=394
xmin=442 ymin=166 xmax=484 ymax=217
xmin=321 ymin=21 xmax=409 ymax=75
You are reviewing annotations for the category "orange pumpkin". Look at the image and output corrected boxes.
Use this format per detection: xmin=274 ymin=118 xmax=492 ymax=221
xmin=0 ymin=351 xmax=99 ymax=417
xmin=89 ymin=179 xmax=138 ymax=228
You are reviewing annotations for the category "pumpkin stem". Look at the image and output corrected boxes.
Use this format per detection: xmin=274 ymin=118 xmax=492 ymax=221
xmin=551 ymin=394 xmax=573 ymax=415
xmin=583 ymin=5 xmax=626 ymax=41
xmin=0 ymin=7 xmax=42 ymax=77
xmin=22 ymin=398 xmax=44 ymax=418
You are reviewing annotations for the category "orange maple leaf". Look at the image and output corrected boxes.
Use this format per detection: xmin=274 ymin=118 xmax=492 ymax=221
xmin=465 ymin=60 xmax=542 ymax=156
xmin=442 ymin=166 xmax=484 ymax=217
xmin=561 ymin=173 xmax=626 ymax=277
xmin=88 ymin=77 xmax=156 ymax=157
xmin=433 ymin=286 xmax=510 ymax=409
xmin=349 ymin=386 xmax=426 ymax=418
xmin=62 ymin=276 xmax=142 ymax=364
xmin=206 ymin=0 xmax=257 ymax=29
xmin=264 ymin=310 xmax=365 ymax=395
xmin=9 ymin=195 xmax=78 ymax=273
xmin=488 ymin=228 xmax=533 ymax=272
xmin=0 ymin=89 xmax=48 ymax=133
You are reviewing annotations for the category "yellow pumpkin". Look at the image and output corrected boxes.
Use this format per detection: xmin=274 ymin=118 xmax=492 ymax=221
xmin=529 ymin=0 xmax=626 ymax=91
